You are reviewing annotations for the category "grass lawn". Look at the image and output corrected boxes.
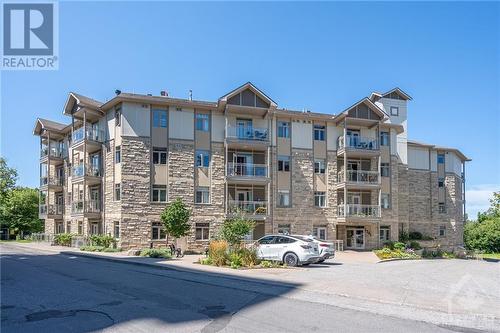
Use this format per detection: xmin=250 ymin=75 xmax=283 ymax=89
xmin=481 ymin=253 xmax=500 ymax=259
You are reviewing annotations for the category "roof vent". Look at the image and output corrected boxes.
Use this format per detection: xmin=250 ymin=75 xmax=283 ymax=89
xmin=189 ymin=89 xmax=193 ymax=101
xmin=160 ymin=90 xmax=168 ymax=97
xmin=115 ymin=89 xmax=121 ymax=95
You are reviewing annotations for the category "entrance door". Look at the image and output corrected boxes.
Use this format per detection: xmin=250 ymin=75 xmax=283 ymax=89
xmin=346 ymin=228 xmax=365 ymax=249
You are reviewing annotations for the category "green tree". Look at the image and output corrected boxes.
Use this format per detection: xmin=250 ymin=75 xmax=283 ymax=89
xmin=218 ymin=214 xmax=254 ymax=248
xmin=0 ymin=157 xmax=18 ymax=205
xmin=160 ymin=198 xmax=191 ymax=244
xmin=464 ymin=218 xmax=500 ymax=253
xmin=477 ymin=191 xmax=500 ymax=222
xmin=1 ymin=187 xmax=43 ymax=235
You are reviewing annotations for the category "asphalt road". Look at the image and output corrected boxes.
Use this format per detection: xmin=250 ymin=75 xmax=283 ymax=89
xmin=0 ymin=244 xmax=486 ymax=333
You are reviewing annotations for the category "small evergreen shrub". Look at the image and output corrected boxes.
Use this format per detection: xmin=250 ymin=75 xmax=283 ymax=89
xmin=140 ymin=248 xmax=172 ymax=258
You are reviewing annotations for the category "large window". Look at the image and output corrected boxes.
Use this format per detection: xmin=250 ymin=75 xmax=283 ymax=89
xmin=380 ymin=226 xmax=390 ymax=241
xmin=314 ymin=125 xmax=325 ymax=141
xmin=115 ymin=146 xmax=121 ymax=164
xmin=380 ymin=132 xmax=390 ymax=146
xmin=381 ymin=163 xmax=390 ymax=177
xmin=114 ymin=183 xmax=121 ymax=201
xmin=196 ymin=150 xmax=210 ymax=167
xmin=277 ymin=190 xmax=290 ymax=207
xmin=313 ymin=226 xmax=327 ymax=240
xmin=277 ymin=224 xmax=291 ymax=235
xmin=153 ymin=150 xmax=168 ymax=165
xmin=439 ymin=225 xmax=446 ymax=237
xmin=278 ymin=156 xmax=290 ymax=172
xmin=152 ymin=185 xmax=167 ymax=202
xmin=314 ymin=191 xmax=326 ymax=207
xmin=278 ymin=121 xmax=290 ymax=138
xmin=196 ymin=113 xmax=209 ymax=131
xmin=437 ymin=153 xmax=445 ymax=164
xmin=153 ymin=109 xmax=167 ymax=128
xmin=381 ymin=193 xmax=390 ymax=209
xmin=195 ymin=223 xmax=210 ymax=240
xmin=195 ymin=187 xmax=210 ymax=204
xmin=152 ymin=222 xmax=166 ymax=240
xmin=314 ymin=159 xmax=325 ymax=174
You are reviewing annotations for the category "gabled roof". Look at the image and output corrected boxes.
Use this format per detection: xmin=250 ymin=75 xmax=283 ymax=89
xmin=33 ymin=118 xmax=70 ymax=136
xmin=63 ymin=92 xmax=102 ymax=115
xmin=371 ymin=87 xmax=412 ymax=101
xmin=408 ymin=139 xmax=470 ymax=161
xmin=218 ymin=82 xmax=277 ymax=108
xmin=333 ymin=97 xmax=388 ymax=123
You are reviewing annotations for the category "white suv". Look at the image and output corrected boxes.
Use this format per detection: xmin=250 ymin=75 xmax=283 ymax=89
xmin=256 ymin=235 xmax=320 ymax=266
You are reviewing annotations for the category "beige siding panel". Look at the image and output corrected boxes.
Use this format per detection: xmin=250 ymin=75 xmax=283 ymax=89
xmin=314 ymin=140 xmax=326 ymax=158
xmin=211 ymin=114 xmax=225 ymax=142
xmin=169 ymin=109 xmax=194 ymax=140
xmin=196 ymin=130 xmax=210 ymax=150
xmin=315 ymin=174 xmax=327 ymax=191
xmin=291 ymin=122 xmax=312 ymax=149
xmin=445 ymin=152 xmax=462 ymax=176
xmin=197 ymin=167 xmax=210 ymax=187
xmin=408 ymin=146 xmax=430 ymax=170
xmin=277 ymin=137 xmax=291 ymax=156
xmin=153 ymin=165 xmax=168 ymax=185
xmin=438 ymin=188 xmax=445 ymax=202
xmin=277 ymin=172 xmax=290 ymax=190
xmin=327 ymin=124 xmax=342 ymax=150
xmin=382 ymin=177 xmax=390 ymax=193
xmin=381 ymin=146 xmax=390 ymax=163
xmin=122 ymin=102 xmax=150 ymax=137
xmin=152 ymin=127 xmax=168 ymax=147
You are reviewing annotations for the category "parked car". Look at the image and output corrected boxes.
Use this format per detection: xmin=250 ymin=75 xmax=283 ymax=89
xmin=255 ymin=235 xmax=320 ymax=266
xmin=300 ymin=236 xmax=335 ymax=263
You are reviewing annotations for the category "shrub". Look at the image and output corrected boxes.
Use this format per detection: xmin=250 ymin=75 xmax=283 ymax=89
xmin=408 ymin=231 xmax=422 ymax=240
xmin=208 ymin=240 xmax=228 ymax=266
xmin=464 ymin=218 xmax=500 ymax=253
xmin=218 ymin=215 xmax=254 ymax=248
xmin=54 ymin=233 xmax=73 ymax=246
xmin=399 ymin=230 xmax=409 ymax=242
xmin=383 ymin=241 xmax=395 ymax=250
xmin=199 ymin=257 xmax=212 ymax=265
xmin=238 ymin=247 xmax=259 ymax=267
xmin=89 ymin=234 xmax=116 ymax=248
xmin=408 ymin=240 xmax=422 ymax=250
xmin=229 ymin=252 xmax=242 ymax=269
xmin=260 ymin=260 xmax=280 ymax=268
xmin=140 ymin=248 xmax=172 ymax=259
xmin=80 ymin=245 xmax=105 ymax=252
xmin=102 ymin=247 xmax=121 ymax=253
xmin=393 ymin=242 xmax=406 ymax=250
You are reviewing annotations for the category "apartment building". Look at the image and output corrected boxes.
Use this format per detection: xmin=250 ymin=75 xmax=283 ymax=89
xmin=33 ymin=82 xmax=470 ymax=251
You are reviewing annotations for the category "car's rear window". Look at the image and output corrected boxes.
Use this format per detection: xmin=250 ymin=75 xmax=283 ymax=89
xmin=290 ymin=235 xmax=314 ymax=242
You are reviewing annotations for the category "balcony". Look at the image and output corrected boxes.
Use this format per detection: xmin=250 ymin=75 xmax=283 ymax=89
xmin=228 ymin=200 xmax=268 ymax=218
xmin=71 ymin=127 xmax=105 ymax=152
xmin=40 ymin=176 xmax=64 ymax=190
xmin=337 ymin=170 xmax=380 ymax=189
xmin=337 ymin=204 xmax=380 ymax=220
xmin=39 ymin=204 xmax=64 ymax=218
xmin=71 ymin=200 xmax=101 ymax=216
xmin=227 ymin=163 xmax=269 ymax=184
xmin=226 ymin=126 xmax=269 ymax=149
xmin=337 ymin=136 xmax=379 ymax=157
xmin=72 ymin=164 xmax=101 ymax=184
xmin=40 ymin=146 xmax=66 ymax=164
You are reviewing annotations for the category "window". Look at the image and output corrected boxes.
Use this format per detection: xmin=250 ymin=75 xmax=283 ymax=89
xmin=314 ymin=159 xmax=325 ymax=174
xmin=153 ymin=150 xmax=168 ymax=165
xmin=196 ymin=113 xmax=209 ymax=131
xmin=437 ymin=153 xmax=445 ymax=164
xmin=78 ymin=221 xmax=83 ymax=235
xmin=380 ymin=132 xmax=390 ymax=146
xmin=114 ymin=183 xmax=121 ymax=201
xmin=196 ymin=150 xmax=210 ymax=167
xmin=56 ymin=222 xmax=64 ymax=234
xmin=151 ymin=222 xmax=166 ymax=240
xmin=66 ymin=221 xmax=71 ymax=234
xmin=259 ymin=236 xmax=276 ymax=244
xmin=153 ymin=109 xmax=168 ymax=128
xmin=438 ymin=177 xmax=445 ymax=188
xmin=278 ymin=156 xmax=290 ymax=172
xmin=314 ymin=191 xmax=326 ymax=207
xmin=115 ymin=108 xmax=121 ymax=126
xmin=277 ymin=224 xmax=291 ymax=235
xmin=390 ymin=106 xmax=399 ymax=116
xmin=380 ymin=226 xmax=390 ymax=241
xmin=381 ymin=193 xmax=390 ymax=209
xmin=278 ymin=190 xmax=290 ymax=207
xmin=152 ymin=185 xmax=167 ymax=202
xmin=439 ymin=225 xmax=446 ymax=237
xmin=113 ymin=221 xmax=120 ymax=239
xmin=115 ymin=146 xmax=121 ymax=164
xmin=313 ymin=226 xmax=327 ymax=240
xmin=278 ymin=121 xmax=290 ymax=138
xmin=195 ymin=187 xmax=210 ymax=204
xmin=381 ymin=163 xmax=390 ymax=177
xmin=195 ymin=223 xmax=210 ymax=240
xmin=314 ymin=125 xmax=325 ymax=141
xmin=439 ymin=203 xmax=446 ymax=213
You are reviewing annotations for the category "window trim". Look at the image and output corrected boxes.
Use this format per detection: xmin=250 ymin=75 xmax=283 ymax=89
xmin=390 ymin=106 xmax=399 ymax=116
xmin=277 ymin=190 xmax=290 ymax=207
xmin=152 ymin=109 xmax=168 ymax=128
xmin=114 ymin=183 xmax=121 ymax=201
xmin=115 ymin=145 xmax=121 ymax=164
xmin=113 ymin=221 xmax=120 ymax=239
xmin=381 ymin=163 xmax=390 ymax=177
xmin=195 ymin=113 xmax=210 ymax=132
xmin=277 ymin=155 xmax=290 ymax=172
xmin=153 ymin=150 xmax=168 ymax=165
xmin=152 ymin=185 xmax=168 ymax=203
xmin=313 ymin=125 xmax=326 ymax=141
xmin=314 ymin=191 xmax=326 ymax=208
xmin=381 ymin=193 xmax=390 ymax=209
xmin=195 ymin=187 xmax=210 ymax=204
xmin=437 ymin=153 xmax=445 ymax=164
xmin=151 ymin=222 xmax=166 ymax=240
xmin=196 ymin=150 xmax=211 ymax=168
xmin=195 ymin=222 xmax=210 ymax=241
xmin=277 ymin=121 xmax=290 ymax=138
xmin=314 ymin=159 xmax=326 ymax=174
xmin=380 ymin=131 xmax=390 ymax=146
xmin=439 ymin=225 xmax=446 ymax=237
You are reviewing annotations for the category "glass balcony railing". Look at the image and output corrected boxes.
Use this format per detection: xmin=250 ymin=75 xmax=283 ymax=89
xmin=41 ymin=146 xmax=66 ymax=159
xmin=72 ymin=127 xmax=105 ymax=144
xmin=338 ymin=170 xmax=379 ymax=184
xmin=40 ymin=176 xmax=64 ymax=187
xmin=226 ymin=126 xmax=269 ymax=141
xmin=72 ymin=164 xmax=101 ymax=178
xmin=227 ymin=163 xmax=268 ymax=177
xmin=39 ymin=204 xmax=63 ymax=216
xmin=228 ymin=200 xmax=267 ymax=215
xmin=337 ymin=204 xmax=380 ymax=218
xmin=338 ymin=136 xmax=379 ymax=151
xmin=72 ymin=200 xmax=101 ymax=214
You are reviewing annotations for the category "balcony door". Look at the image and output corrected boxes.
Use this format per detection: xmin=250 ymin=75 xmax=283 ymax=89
xmin=90 ymin=153 xmax=100 ymax=176
xmin=347 ymin=129 xmax=360 ymax=147
xmin=233 ymin=153 xmax=253 ymax=176
xmin=236 ymin=119 xmax=253 ymax=139
xmin=347 ymin=161 xmax=360 ymax=181
xmin=55 ymin=195 xmax=64 ymax=214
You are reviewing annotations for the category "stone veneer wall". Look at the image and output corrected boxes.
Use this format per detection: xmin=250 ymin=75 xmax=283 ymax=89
xmin=104 ymin=140 xmax=121 ymax=236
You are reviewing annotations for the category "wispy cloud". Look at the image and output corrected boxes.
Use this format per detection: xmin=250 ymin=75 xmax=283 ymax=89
xmin=466 ymin=184 xmax=499 ymax=220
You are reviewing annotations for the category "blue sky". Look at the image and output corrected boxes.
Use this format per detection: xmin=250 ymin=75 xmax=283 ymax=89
xmin=1 ymin=1 xmax=499 ymax=218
